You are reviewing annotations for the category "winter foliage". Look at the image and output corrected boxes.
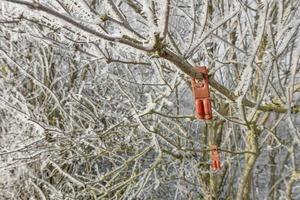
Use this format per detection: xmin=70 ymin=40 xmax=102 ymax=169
xmin=0 ymin=0 xmax=300 ymax=199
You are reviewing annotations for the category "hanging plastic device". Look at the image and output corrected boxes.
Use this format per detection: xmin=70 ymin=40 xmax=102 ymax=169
xmin=211 ymin=145 xmax=221 ymax=170
xmin=192 ymin=67 xmax=221 ymax=170
xmin=191 ymin=66 xmax=213 ymax=120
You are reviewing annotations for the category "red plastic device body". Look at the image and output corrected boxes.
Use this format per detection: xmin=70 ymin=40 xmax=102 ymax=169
xmin=191 ymin=66 xmax=213 ymax=120
xmin=211 ymin=145 xmax=221 ymax=170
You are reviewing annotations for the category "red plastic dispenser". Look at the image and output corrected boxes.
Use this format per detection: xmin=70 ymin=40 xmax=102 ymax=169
xmin=211 ymin=145 xmax=221 ymax=170
xmin=191 ymin=66 xmax=213 ymax=120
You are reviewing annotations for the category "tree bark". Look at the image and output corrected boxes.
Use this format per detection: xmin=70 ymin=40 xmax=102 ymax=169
xmin=236 ymin=125 xmax=259 ymax=200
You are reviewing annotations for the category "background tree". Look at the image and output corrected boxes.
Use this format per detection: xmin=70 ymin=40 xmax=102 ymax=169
xmin=0 ymin=0 xmax=300 ymax=199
